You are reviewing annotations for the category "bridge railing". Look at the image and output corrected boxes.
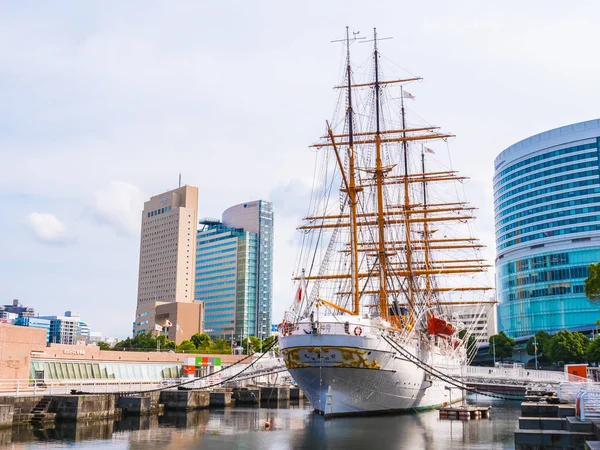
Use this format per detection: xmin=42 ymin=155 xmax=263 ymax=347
xmin=463 ymin=366 xmax=568 ymax=383
xmin=0 ymin=378 xmax=181 ymax=396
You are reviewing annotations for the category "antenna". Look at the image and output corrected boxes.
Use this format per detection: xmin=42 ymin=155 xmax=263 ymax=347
xmin=178 ymin=173 xmax=182 ymax=188
xmin=331 ymin=26 xmax=365 ymax=44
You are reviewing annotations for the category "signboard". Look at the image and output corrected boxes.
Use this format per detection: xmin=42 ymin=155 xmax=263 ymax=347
xmin=271 ymin=324 xmax=278 ymax=333
xmin=63 ymin=349 xmax=85 ymax=355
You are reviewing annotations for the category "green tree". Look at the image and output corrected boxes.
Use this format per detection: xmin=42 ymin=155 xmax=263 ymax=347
xmin=176 ymin=340 xmax=197 ymax=353
xmin=262 ymin=335 xmax=278 ymax=353
xmin=209 ymin=338 xmax=232 ymax=354
xmin=526 ymin=330 xmax=551 ymax=357
xmin=546 ymin=330 xmax=588 ymax=363
xmin=156 ymin=334 xmax=176 ymax=350
xmin=113 ymin=332 xmax=176 ymax=351
xmin=130 ymin=331 xmax=157 ymax=350
xmin=113 ymin=337 xmax=133 ymax=350
xmin=586 ymin=335 xmax=600 ymax=364
xmin=191 ymin=333 xmax=212 ymax=350
xmin=97 ymin=342 xmax=111 ymax=351
xmin=458 ymin=329 xmax=477 ymax=361
xmin=242 ymin=336 xmax=262 ymax=354
xmin=585 ymin=262 xmax=600 ymax=304
xmin=489 ymin=331 xmax=515 ymax=361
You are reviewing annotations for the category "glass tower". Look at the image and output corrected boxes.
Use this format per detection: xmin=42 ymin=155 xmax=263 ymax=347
xmin=494 ymin=119 xmax=600 ymax=337
xmin=195 ymin=200 xmax=274 ymax=343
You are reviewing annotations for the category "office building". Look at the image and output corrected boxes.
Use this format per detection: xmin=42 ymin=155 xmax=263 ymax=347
xmin=39 ymin=312 xmax=83 ymax=345
xmin=14 ymin=317 xmax=51 ymax=344
xmin=0 ymin=299 xmax=34 ymax=319
xmin=495 ymin=119 xmax=600 ymax=337
xmin=195 ymin=220 xmax=258 ymax=342
xmin=134 ymin=185 xmax=200 ymax=343
xmin=455 ymin=306 xmax=497 ymax=347
xmin=196 ymin=200 xmax=273 ymax=342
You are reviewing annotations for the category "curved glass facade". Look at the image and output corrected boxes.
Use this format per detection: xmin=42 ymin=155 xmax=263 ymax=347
xmin=495 ymin=119 xmax=600 ymax=337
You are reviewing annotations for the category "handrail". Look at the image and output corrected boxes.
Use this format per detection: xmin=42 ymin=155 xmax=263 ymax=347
xmin=578 ymin=390 xmax=600 ymax=421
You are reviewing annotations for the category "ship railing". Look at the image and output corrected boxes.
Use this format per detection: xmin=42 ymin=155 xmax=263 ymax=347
xmin=0 ymin=378 xmax=182 ymax=396
xmin=463 ymin=366 xmax=571 ymax=384
xmin=284 ymin=320 xmax=387 ymax=337
xmin=577 ymin=389 xmax=600 ymax=421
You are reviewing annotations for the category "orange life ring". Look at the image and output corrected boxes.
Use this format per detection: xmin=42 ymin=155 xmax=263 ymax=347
xmin=354 ymin=326 xmax=363 ymax=336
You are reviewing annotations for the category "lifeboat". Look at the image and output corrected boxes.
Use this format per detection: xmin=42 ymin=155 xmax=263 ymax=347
xmin=427 ymin=316 xmax=456 ymax=337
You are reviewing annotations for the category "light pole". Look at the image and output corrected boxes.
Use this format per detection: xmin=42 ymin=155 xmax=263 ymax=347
xmin=492 ymin=336 xmax=496 ymax=366
xmin=534 ymin=334 xmax=538 ymax=370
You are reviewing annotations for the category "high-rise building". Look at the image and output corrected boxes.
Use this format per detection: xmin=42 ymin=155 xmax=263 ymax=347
xmin=494 ymin=119 xmax=600 ymax=337
xmin=195 ymin=220 xmax=257 ymax=342
xmin=196 ymin=200 xmax=273 ymax=342
xmin=134 ymin=185 xmax=200 ymax=342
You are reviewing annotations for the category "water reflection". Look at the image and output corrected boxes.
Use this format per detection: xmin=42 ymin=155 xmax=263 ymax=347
xmin=0 ymin=398 xmax=520 ymax=449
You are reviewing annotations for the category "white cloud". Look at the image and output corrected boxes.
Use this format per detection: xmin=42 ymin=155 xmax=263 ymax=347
xmin=92 ymin=181 xmax=146 ymax=236
xmin=24 ymin=212 xmax=68 ymax=243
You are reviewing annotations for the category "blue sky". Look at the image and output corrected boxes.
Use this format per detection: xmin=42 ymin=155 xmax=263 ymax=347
xmin=1 ymin=1 xmax=600 ymax=337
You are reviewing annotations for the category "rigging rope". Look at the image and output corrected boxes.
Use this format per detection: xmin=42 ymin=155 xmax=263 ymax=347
xmin=382 ymin=334 xmax=526 ymax=401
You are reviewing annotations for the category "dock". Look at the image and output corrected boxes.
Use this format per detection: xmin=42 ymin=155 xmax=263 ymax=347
xmin=438 ymin=405 xmax=491 ymax=420
xmin=0 ymin=385 xmax=305 ymax=428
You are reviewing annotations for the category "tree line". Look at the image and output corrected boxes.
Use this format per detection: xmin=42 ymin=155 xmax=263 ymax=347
xmin=99 ymin=332 xmax=277 ymax=354
xmin=488 ymin=329 xmax=600 ymax=365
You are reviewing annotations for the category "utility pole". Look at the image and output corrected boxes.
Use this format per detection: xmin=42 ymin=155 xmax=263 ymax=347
xmin=492 ymin=336 xmax=496 ymax=366
xmin=534 ymin=334 xmax=538 ymax=370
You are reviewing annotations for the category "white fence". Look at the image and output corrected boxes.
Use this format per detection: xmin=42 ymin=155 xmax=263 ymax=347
xmin=0 ymin=378 xmax=181 ymax=396
xmin=462 ymin=365 xmax=574 ymax=384
xmin=578 ymin=390 xmax=600 ymax=421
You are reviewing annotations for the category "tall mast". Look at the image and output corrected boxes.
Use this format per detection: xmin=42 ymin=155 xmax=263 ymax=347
xmin=399 ymin=87 xmax=415 ymax=318
xmin=345 ymin=27 xmax=361 ymax=315
xmin=373 ymin=28 xmax=389 ymax=319
xmin=421 ymin=146 xmax=432 ymax=296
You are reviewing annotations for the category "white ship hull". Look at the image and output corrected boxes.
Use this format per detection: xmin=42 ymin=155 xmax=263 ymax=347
xmin=279 ymin=318 xmax=465 ymax=417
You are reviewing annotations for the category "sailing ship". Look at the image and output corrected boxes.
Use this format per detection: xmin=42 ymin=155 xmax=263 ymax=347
xmin=278 ymin=28 xmax=495 ymax=417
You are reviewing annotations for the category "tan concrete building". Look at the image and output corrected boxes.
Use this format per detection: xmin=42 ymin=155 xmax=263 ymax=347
xmin=154 ymin=302 xmax=204 ymax=343
xmin=134 ymin=185 xmax=201 ymax=342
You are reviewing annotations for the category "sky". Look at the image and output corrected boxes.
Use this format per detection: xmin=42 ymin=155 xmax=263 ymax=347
xmin=1 ymin=1 xmax=600 ymax=338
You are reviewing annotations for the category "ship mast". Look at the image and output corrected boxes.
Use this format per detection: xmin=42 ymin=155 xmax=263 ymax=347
xmin=295 ymin=28 xmax=497 ymax=318
xmin=421 ymin=146 xmax=432 ymax=297
xmin=372 ymin=28 xmax=390 ymax=319
xmin=344 ymin=27 xmax=361 ymax=315
xmin=400 ymin=86 xmax=415 ymax=318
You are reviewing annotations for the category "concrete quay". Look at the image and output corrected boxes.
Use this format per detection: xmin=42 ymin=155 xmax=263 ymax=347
xmin=0 ymin=385 xmax=304 ymax=427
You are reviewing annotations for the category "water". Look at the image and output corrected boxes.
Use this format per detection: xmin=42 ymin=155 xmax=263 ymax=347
xmin=0 ymin=399 xmax=521 ymax=449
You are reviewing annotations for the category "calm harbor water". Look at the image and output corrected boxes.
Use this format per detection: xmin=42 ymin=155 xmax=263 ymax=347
xmin=0 ymin=398 xmax=521 ymax=450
